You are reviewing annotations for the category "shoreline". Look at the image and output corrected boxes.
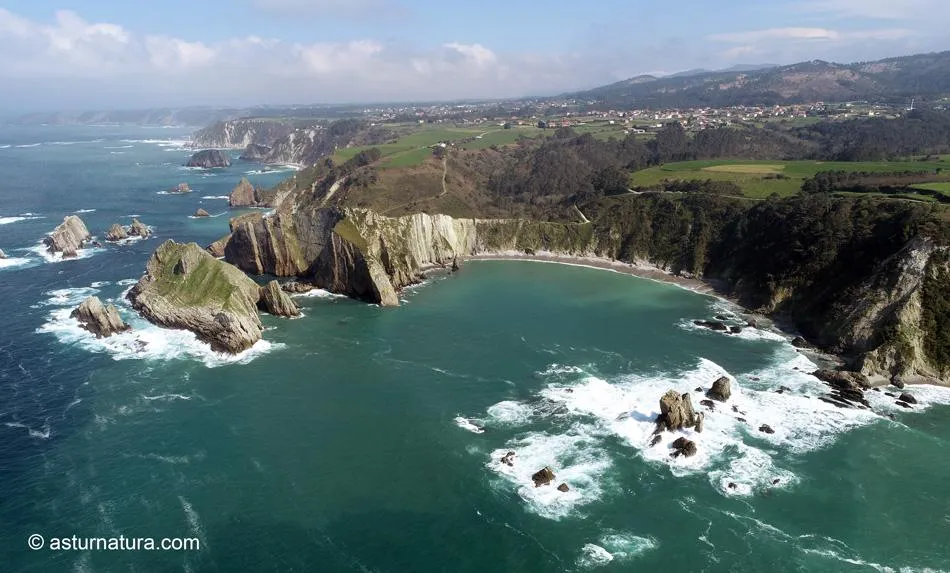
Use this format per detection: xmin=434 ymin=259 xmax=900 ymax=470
xmin=461 ymin=251 xmax=848 ymax=371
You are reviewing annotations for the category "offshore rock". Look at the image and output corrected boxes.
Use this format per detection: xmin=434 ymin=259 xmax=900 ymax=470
xmin=531 ymin=467 xmax=556 ymax=487
xmin=658 ymin=390 xmax=698 ymax=431
xmin=229 ymin=177 xmax=259 ymax=207
xmin=0 ymin=248 xmax=6 ymax=259
xmin=694 ymin=320 xmax=728 ymax=331
xmin=105 ymin=223 xmax=128 ymax=242
xmin=812 ymin=369 xmax=870 ymax=391
xmin=706 ymin=376 xmax=732 ymax=402
xmin=194 ymin=208 xmax=211 ymax=218
xmin=186 ymin=149 xmax=231 ymax=168
xmin=71 ymin=296 xmax=130 ymax=338
xmin=671 ymin=437 xmax=697 ymax=458
xmin=898 ymin=392 xmax=918 ymax=404
xmin=127 ymin=240 xmax=263 ymax=353
xmin=129 ymin=218 xmax=151 ymax=238
xmin=44 ymin=215 xmax=92 ymax=257
xmin=557 ymin=483 xmax=570 ymax=492
xmin=258 ymin=280 xmax=300 ymax=317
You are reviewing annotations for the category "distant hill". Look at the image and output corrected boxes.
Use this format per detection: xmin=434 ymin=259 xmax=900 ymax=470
xmin=666 ymin=64 xmax=777 ymax=79
xmin=6 ymin=107 xmax=249 ymax=127
xmin=571 ymin=51 xmax=950 ymax=108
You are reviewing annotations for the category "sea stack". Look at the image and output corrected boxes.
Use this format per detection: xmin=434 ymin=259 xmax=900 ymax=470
xmin=229 ymin=178 xmax=258 ymax=207
xmin=105 ymin=224 xmax=128 ymax=242
xmin=129 ymin=218 xmax=151 ymax=238
xmin=44 ymin=215 xmax=92 ymax=257
xmin=186 ymin=149 xmax=231 ymax=169
xmin=71 ymin=296 xmax=130 ymax=338
xmin=258 ymin=280 xmax=300 ymax=317
xmin=194 ymin=208 xmax=210 ymax=218
xmin=127 ymin=240 xmax=263 ymax=353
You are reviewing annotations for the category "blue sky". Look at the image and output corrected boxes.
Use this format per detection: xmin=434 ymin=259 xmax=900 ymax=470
xmin=2 ymin=0 xmax=948 ymax=110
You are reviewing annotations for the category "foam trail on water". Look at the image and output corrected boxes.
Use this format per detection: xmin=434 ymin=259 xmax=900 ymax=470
xmin=24 ymin=242 xmax=102 ymax=264
xmin=454 ymin=417 xmax=485 ymax=434
xmin=0 ymin=257 xmax=35 ymax=271
xmin=36 ymin=285 xmax=282 ymax=368
xmin=0 ymin=214 xmax=44 ymax=225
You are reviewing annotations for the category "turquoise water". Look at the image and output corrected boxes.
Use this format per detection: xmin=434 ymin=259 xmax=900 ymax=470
xmin=1 ymin=128 xmax=949 ymax=572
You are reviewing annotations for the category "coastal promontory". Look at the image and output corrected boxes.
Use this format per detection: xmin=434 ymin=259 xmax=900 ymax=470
xmin=186 ymin=149 xmax=231 ymax=169
xmin=45 ymin=215 xmax=92 ymax=257
xmin=127 ymin=240 xmax=264 ymax=353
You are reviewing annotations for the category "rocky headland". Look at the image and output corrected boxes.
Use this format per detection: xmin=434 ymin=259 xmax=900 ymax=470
xmin=44 ymin=215 xmax=92 ymax=257
xmin=239 ymin=143 xmax=273 ymax=162
xmin=127 ymin=240 xmax=264 ymax=353
xmin=186 ymin=149 xmax=231 ymax=169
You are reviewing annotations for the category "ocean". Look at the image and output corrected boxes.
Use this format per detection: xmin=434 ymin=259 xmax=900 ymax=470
xmin=0 ymin=126 xmax=949 ymax=572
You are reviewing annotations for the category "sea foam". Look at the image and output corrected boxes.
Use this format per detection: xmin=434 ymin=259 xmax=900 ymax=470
xmin=36 ymin=284 xmax=282 ymax=368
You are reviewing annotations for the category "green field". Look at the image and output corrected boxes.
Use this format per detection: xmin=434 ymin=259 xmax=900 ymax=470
xmin=911 ymin=182 xmax=950 ymax=196
xmin=631 ymin=159 xmax=945 ymax=199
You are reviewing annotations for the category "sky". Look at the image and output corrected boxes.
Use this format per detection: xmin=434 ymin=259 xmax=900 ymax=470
xmin=1 ymin=0 xmax=949 ymax=111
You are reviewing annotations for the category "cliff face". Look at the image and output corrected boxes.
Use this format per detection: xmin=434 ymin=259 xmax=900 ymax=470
xmin=223 ymin=196 xmax=950 ymax=383
xmin=186 ymin=149 xmax=231 ymax=168
xmin=191 ymin=120 xmax=295 ymax=149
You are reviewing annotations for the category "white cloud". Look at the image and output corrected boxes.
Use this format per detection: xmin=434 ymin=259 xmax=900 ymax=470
xmin=0 ymin=8 xmax=600 ymax=109
xmin=251 ymin=0 xmax=410 ymax=20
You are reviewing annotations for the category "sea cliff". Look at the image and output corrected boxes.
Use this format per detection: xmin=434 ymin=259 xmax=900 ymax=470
xmin=222 ymin=194 xmax=950 ymax=384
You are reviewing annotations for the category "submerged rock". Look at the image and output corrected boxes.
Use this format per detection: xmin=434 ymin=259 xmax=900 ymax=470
xmin=105 ymin=223 xmax=128 ymax=242
xmin=531 ymin=467 xmax=555 ymax=487
xmin=71 ymin=296 xmax=130 ymax=338
xmin=186 ymin=149 xmax=231 ymax=168
xmin=649 ymin=435 xmax=662 ymax=447
xmin=44 ymin=215 xmax=92 ymax=257
xmin=500 ymin=451 xmax=516 ymax=467
xmin=282 ymin=281 xmax=317 ymax=294
xmin=759 ymin=424 xmax=775 ymax=434
xmin=658 ymin=390 xmax=698 ymax=431
xmin=557 ymin=483 xmax=570 ymax=492
xmin=194 ymin=208 xmax=211 ymax=218
xmin=127 ymin=240 xmax=263 ymax=353
xmin=706 ymin=376 xmax=732 ymax=402
xmin=257 ymin=280 xmax=300 ymax=317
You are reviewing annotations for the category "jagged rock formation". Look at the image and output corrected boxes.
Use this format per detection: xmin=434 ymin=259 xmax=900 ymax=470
xmin=671 ymin=437 xmax=697 ymax=458
xmin=656 ymin=390 xmax=699 ymax=432
xmin=531 ymin=467 xmax=556 ymax=487
xmin=706 ymin=377 xmax=732 ymax=402
xmin=229 ymin=178 xmax=260 ymax=207
xmin=105 ymin=219 xmax=151 ymax=242
xmin=129 ymin=218 xmax=150 ymax=238
xmin=207 ymin=234 xmax=230 ymax=258
xmin=44 ymin=216 xmax=92 ymax=257
xmin=0 ymin=248 xmax=6 ymax=259
xmin=194 ymin=209 xmax=210 ymax=218
xmin=71 ymin=296 xmax=130 ymax=338
xmin=257 ymin=280 xmax=300 ymax=317
xmin=105 ymin=224 xmax=128 ymax=242
xmin=168 ymin=183 xmax=191 ymax=194
xmin=127 ymin=240 xmax=263 ymax=353
xmin=186 ymin=149 xmax=231 ymax=168
xmin=239 ymin=143 xmax=272 ymax=161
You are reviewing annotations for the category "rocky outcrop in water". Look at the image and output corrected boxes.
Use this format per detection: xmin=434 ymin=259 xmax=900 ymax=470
xmin=531 ymin=467 xmax=555 ymax=487
xmin=106 ymin=219 xmax=151 ymax=242
xmin=258 ymin=280 xmax=300 ymax=317
xmin=229 ymin=178 xmax=260 ymax=207
xmin=105 ymin=224 xmax=128 ymax=242
xmin=71 ymin=296 xmax=130 ymax=338
xmin=168 ymin=183 xmax=191 ymax=194
xmin=128 ymin=240 xmax=264 ymax=353
xmin=706 ymin=377 xmax=732 ymax=402
xmin=671 ymin=437 xmax=697 ymax=458
xmin=657 ymin=390 xmax=699 ymax=432
xmin=44 ymin=215 xmax=92 ymax=257
xmin=186 ymin=149 xmax=230 ymax=168
xmin=0 ymin=248 xmax=6 ymax=259
xmin=194 ymin=209 xmax=210 ymax=218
